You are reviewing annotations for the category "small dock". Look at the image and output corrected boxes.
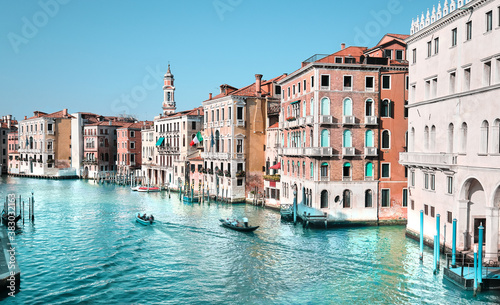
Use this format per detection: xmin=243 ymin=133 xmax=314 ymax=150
xmin=444 ymin=265 xmax=500 ymax=290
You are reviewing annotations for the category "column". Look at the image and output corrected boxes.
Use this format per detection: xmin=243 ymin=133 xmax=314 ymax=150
xmin=458 ymin=199 xmax=470 ymax=250
xmin=485 ymin=207 xmax=499 ymax=262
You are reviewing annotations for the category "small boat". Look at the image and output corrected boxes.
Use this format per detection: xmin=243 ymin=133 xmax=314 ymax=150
xmin=131 ymin=186 xmax=140 ymax=191
xmin=136 ymin=214 xmax=154 ymax=225
xmin=137 ymin=187 xmax=160 ymax=192
xmin=219 ymin=219 xmax=259 ymax=232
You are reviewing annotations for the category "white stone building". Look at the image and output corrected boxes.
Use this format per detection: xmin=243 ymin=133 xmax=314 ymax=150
xmin=401 ymin=0 xmax=500 ymax=262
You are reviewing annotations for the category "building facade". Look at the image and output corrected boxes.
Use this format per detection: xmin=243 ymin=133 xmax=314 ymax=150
xmin=401 ymin=0 xmax=500 ymax=262
xmin=117 ymin=122 xmax=150 ymax=176
xmin=278 ymin=35 xmax=408 ymax=224
xmin=18 ymin=110 xmax=75 ymax=177
xmin=1 ymin=115 xmax=17 ymax=174
xmin=7 ymin=130 xmax=19 ymax=175
xmin=202 ymin=74 xmax=285 ymax=202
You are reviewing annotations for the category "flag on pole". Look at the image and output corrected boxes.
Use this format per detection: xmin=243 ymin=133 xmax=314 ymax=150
xmin=190 ymin=131 xmax=203 ymax=146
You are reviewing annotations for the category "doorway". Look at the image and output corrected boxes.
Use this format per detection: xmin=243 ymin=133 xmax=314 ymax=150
xmin=473 ymin=218 xmax=486 ymax=244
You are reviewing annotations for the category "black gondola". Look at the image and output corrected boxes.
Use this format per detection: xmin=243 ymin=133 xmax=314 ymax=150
xmin=219 ymin=219 xmax=259 ymax=232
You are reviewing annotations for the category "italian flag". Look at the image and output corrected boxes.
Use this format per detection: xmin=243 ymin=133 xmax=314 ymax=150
xmin=190 ymin=131 xmax=203 ymax=146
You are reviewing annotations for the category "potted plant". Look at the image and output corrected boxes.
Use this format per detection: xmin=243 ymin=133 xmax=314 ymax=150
xmin=200 ymin=167 xmax=207 ymax=174
xmin=217 ymin=169 xmax=223 ymax=176
xmin=207 ymin=168 xmax=213 ymax=174
xmin=236 ymin=170 xmax=245 ymax=177
xmin=224 ymin=170 xmax=230 ymax=177
xmin=286 ymin=116 xmax=296 ymax=122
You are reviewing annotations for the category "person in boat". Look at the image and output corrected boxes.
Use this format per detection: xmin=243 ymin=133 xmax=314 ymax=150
xmin=242 ymin=217 xmax=248 ymax=228
xmin=231 ymin=219 xmax=238 ymax=226
xmin=150 ymin=215 xmax=154 ymax=221
xmin=143 ymin=213 xmax=147 ymax=220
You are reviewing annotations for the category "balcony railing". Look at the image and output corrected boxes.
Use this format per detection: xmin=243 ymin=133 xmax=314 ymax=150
xmin=298 ymin=117 xmax=306 ymax=126
xmin=281 ymin=147 xmax=304 ymax=156
xmin=236 ymin=120 xmax=245 ymax=127
xmin=47 ymin=130 xmax=54 ymax=135
xmin=303 ymin=147 xmax=333 ymax=157
xmin=305 ymin=116 xmax=314 ymax=125
xmin=319 ymin=115 xmax=333 ymax=125
xmin=342 ymin=115 xmax=355 ymax=125
xmin=399 ymin=152 xmax=458 ymax=168
xmin=365 ymin=116 xmax=378 ymax=125
xmin=226 ymin=120 xmax=231 ymax=127
xmin=342 ymin=147 xmax=355 ymax=157
xmin=364 ymin=147 xmax=377 ymax=157
xmin=320 ymin=176 xmax=329 ymax=181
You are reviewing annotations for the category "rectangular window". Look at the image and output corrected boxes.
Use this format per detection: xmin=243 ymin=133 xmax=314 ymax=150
xmin=298 ymin=82 xmax=301 ymax=93
xmin=303 ymin=80 xmax=306 ymax=92
xmin=411 ymin=84 xmax=416 ymax=102
xmin=434 ymin=37 xmax=439 ymax=54
xmin=237 ymin=107 xmax=243 ymax=120
xmin=405 ymin=76 xmax=409 ymax=90
xmin=424 ymin=173 xmax=429 ymax=189
xmin=451 ymin=28 xmax=457 ymax=46
xmin=449 ymin=71 xmax=456 ymax=94
xmin=237 ymin=179 xmax=243 ymax=186
xmin=425 ymin=80 xmax=431 ymax=99
xmin=404 ymin=100 xmax=408 ymax=118
xmin=447 ymin=176 xmax=453 ymax=194
xmin=382 ymin=75 xmax=391 ymax=89
xmin=292 ymin=85 xmax=296 ymax=95
xmin=381 ymin=163 xmax=390 ymax=178
xmin=345 ymin=57 xmax=355 ymax=64
xmin=447 ymin=211 xmax=452 ymax=223
xmin=432 ymin=78 xmax=438 ymax=98
xmin=402 ymin=188 xmax=408 ymax=207
xmin=192 ymin=121 xmax=196 ymax=129
xmin=396 ymin=50 xmax=403 ymax=60
xmin=343 ymin=76 xmax=352 ymax=91
xmin=466 ymin=21 xmax=472 ymax=41
xmin=486 ymin=10 xmax=493 ymax=32
xmin=430 ymin=174 xmax=435 ymax=190
xmin=311 ymin=76 xmax=314 ymax=88
xmin=424 ymin=204 xmax=428 ymax=215
xmin=384 ymin=49 xmax=392 ymax=59
xmin=411 ymin=200 xmax=415 ymax=210
xmin=412 ymin=48 xmax=417 ymax=64
xmin=464 ymin=67 xmax=471 ymax=91
xmin=321 ymin=75 xmax=330 ymax=88
xmin=287 ymin=87 xmax=290 ymax=98
xmin=335 ymin=57 xmax=343 ymax=63
xmin=228 ymin=107 xmax=231 ymax=119
xmin=275 ymin=85 xmax=281 ymax=95
xmin=130 ymin=142 xmax=135 ymax=149
xmin=484 ymin=61 xmax=492 ymax=86
xmin=427 ymin=41 xmax=432 ymax=57
xmin=411 ymin=171 xmax=415 ymax=187
xmin=381 ymin=189 xmax=390 ymax=207
xmin=365 ymin=76 xmax=374 ymax=91
xmin=431 ymin=206 xmax=435 ymax=218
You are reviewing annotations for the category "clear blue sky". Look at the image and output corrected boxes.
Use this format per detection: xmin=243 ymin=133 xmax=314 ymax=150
xmin=0 ymin=0 xmax=436 ymax=121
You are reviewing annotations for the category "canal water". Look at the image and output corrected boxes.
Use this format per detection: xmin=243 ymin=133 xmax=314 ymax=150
xmin=0 ymin=177 xmax=498 ymax=305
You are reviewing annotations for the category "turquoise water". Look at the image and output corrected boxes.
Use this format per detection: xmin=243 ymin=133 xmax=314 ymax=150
xmin=0 ymin=177 xmax=499 ymax=305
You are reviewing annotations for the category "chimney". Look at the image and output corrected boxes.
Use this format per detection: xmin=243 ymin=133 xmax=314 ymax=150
xmin=24 ymin=116 xmax=27 ymax=120
xmin=255 ymin=74 xmax=263 ymax=96
xmin=63 ymin=109 xmax=68 ymax=116
xmin=341 ymin=43 xmax=346 ymax=50
xmin=209 ymin=93 xmax=212 ymax=100
xmin=109 ymin=121 xmax=112 ymax=126
xmin=7 ymin=115 xmax=11 ymax=129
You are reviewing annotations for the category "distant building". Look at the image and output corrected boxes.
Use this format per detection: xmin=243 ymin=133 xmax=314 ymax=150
xmin=117 ymin=122 xmax=151 ymax=176
xmin=18 ymin=109 xmax=75 ymax=177
xmin=277 ymin=34 xmax=408 ymax=224
xmin=202 ymin=74 xmax=285 ymax=202
xmin=401 ymin=0 xmax=500 ymax=263
xmin=0 ymin=115 xmax=17 ymax=174
xmin=7 ymin=130 xmax=19 ymax=175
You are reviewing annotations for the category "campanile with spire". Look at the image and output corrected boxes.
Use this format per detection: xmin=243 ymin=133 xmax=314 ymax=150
xmin=162 ymin=64 xmax=176 ymax=115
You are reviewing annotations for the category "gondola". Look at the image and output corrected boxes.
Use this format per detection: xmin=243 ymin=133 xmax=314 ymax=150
xmin=219 ymin=219 xmax=259 ymax=232
xmin=137 ymin=187 xmax=160 ymax=192
xmin=136 ymin=214 xmax=154 ymax=225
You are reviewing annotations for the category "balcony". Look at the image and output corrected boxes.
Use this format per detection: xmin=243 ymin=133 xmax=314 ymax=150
xmin=320 ymin=176 xmax=329 ymax=182
xmin=342 ymin=115 xmax=355 ymax=125
xmin=303 ymin=147 xmax=333 ymax=157
xmin=213 ymin=121 xmax=219 ymax=127
xmin=236 ymin=120 xmax=245 ymax=127
xmin=204 ymin=123 xmax=207 ymax=129
xmin=305 ymin=116 xmax=314 ymax=125
xmin=47 ymin=130 xmax=54 ymax=135
xmin=342 ymin=147 xmax=355 ymax=157
xmin=399 ymin=152 xmax=458 ymax=169
xmin=365 ymin=116 xmax=378 ymax=125
xmin=218 ymin=153 xmax=230 ymax=160
xmin=298 ymin=117 xmax=306 ymax=126
xmin=226 ymin=120 xmax=231 ymax=127
xmin=364 ymin=147 xmax=378 ymax=157
xmin=281 ymin=147 xmax=304 ymax=156
xmin=319 ymin=115 xmax=333 ymax=125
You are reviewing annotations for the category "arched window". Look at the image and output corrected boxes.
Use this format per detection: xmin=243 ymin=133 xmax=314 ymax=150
xmin=105 ymin=153 xmax=109 ymax=162
xmin=365 ymin=99 xmax=374 ymax=116
xmin=321 ymin=129 xmax=329 ymax=147
xmin=321 ymin=98 xmax=330 ymax=115
xmin=493 ymin=119 xmax=500 ymax=154
xmin=302 ymin=101 xmax=307 ymax=117
xmin=303 ymin=161 xmax=305 ymax=177
xmin=292 ymin=161 xmax=295 ymax=173
xmin=215 ymin=130 xmax=220 ymax=153
xmin=447 ymin=123 xmax=454 ymax=153
xmin=381 ymin=99 xmax=391 ymax=117
xmin=343 ymin=162 xmax=351 ymax=179
xmin=365 ymin=162 xmax=373 ymax=178
xmin=287 ymin=106 xmax=290 ymax=117
xmin=424 ymin=126 xmax=430 ymax=150
xmin=381 ymin=130 xmax=390 ymax=149
xmin=343 ymin=98 xmax=353 ymax=116
xmin=481 ymin=120 xmax=489 ymax=154
xmin=460 ymin=122 xmax=468 ymax=153
xmin=431 ymin=125 xmax=436 ymax=151
xmin=320 ymin=190 xmax=328 ymax=209
xmin=320 ymin=162 xmax=328 ymax=178
xmin=343 ymin=190 xmax=351 ymax=208
xmin=287 ymin=160 xmax=290 ymax=173
xmin=310 ymin=162 xmax=314 ymax=178
xmin=310 ymin=98 xmax=314 ymax=116
xmin=365 ymin=190 xmax=373 ymax=207
xmin=365 ymin=130 xmax=374 ymax=147
xmin=343 ymin=130 xmax=352 ymax=147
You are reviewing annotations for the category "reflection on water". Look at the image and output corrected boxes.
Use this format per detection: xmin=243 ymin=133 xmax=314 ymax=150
xmin=0 ymin=177 xmax=499 ymax=304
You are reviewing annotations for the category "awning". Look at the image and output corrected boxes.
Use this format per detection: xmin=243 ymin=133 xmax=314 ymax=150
xmin=156 ymin=137 xmax=165 ymax=146
xmin=290 ymin=100 xmax=300 ymax=105
xmin=270 ymin=163 xmax=281 ymax=170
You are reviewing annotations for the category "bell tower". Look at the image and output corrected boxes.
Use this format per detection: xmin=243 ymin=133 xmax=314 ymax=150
xmin=162 ymin=64 xmax=176 ymax=115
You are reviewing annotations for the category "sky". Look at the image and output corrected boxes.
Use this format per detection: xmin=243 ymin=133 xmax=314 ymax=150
xmin=0 ymin=0 xmax=438 ymax=122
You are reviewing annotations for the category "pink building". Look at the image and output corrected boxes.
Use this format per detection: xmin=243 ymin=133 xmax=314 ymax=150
xmin=7 ymin=130 xmax=19 ymax=174
xmin=117 ymin=122 xmax=151 ymax=175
